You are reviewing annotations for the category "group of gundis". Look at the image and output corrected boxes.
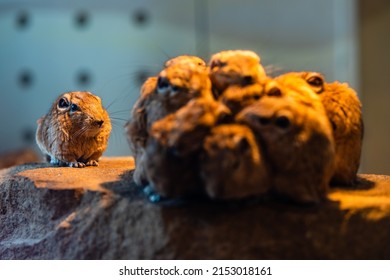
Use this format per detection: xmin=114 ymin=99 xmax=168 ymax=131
xmin=126 ymin=50 xmax=363 ymax=204
xmin=35 ymin=49 xmax=363 ymax=205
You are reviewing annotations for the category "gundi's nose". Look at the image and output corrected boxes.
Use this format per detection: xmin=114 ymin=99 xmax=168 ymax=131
xmin=95 ymin=120 xmax=104 ymax=127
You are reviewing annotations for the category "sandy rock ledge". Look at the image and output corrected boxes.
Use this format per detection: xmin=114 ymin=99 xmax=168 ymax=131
xmin=1 ymin=157 xmax=390 ymax=259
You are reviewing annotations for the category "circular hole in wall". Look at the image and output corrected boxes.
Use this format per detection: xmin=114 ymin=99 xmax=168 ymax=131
xmin=132 ymin=9 xmax=150 ymax=27
xmin=18 ymin=69 xmax=34 ymax=88
xmin=22 ymin=127 xmax=35 ymax=144
xmin=76 ymin=70 xmax=93 ymax=86
xmin=16 ymin=10 xmax=30 ymax=29
xmin=75 ymin=10 xmax=90 ymax=28
xmin=135 ymin=70 xmax=152 ymax=87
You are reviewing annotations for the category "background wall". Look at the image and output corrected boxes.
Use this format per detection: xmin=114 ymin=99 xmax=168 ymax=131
xmin=359 ymin=0 xmax=390 ymax=175
xmin=1 ymin=0 xmax=386 ymax=175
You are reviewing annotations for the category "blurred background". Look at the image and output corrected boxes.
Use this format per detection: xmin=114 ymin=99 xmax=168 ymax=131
xmin=0 ymin=0 xmax=388 ymax=174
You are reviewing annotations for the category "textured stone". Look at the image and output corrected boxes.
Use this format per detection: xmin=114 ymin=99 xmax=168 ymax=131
xmin=0 ymin=157 xmax=390 ymax=259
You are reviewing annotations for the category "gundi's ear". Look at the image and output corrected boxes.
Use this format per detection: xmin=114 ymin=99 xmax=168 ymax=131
xmin=306 ymin=73 xmax=325 ymax=94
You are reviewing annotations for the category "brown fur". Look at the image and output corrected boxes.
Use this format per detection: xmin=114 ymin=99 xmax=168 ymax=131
xmin=237 ymin=77 xmax=335 ymax=204
xmin=143 ymin=136 xmax=203 ymax=198
xmin=219 ymin=83 xmax=264 ymax=116
xmin=36 ymin=91 xmax=111 ymax=168
xmin=142 ymin=98 xmax=229 ymax=198
xmin=201 ymin=124 xmax=270 ymax=199
xmin=125 ymin=55 xmax=212 ymax=186
xmin=164 ymin=55 xmax=206 ymax=68
xmin=126 ymin=56 xmax=207 ymax=156
xmin=279 ymin=72 xmax=363 ymax=185
xmin=209 ymin=50 xmax=267 ymax=97
xmin=150 ymin=98 xmax=230 ymax=156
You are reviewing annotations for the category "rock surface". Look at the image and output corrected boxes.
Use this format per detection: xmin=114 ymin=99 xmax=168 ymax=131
xmin=1 ymin=157 xmax=390 ymax=259
xmin=0 ymin=148 xmax=40 ymax=169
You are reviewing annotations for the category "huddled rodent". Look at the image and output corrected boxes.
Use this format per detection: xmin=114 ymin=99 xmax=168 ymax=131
xmin=36 ymin=91 xmax=111 ymax=168
xmin=278 ymin=72 xmax=363 ymax=185
xmin=125 ymin=49 xmax=363 ymax=204
xmin=237 ymin=77 xmax=335 ymax=204
xmin=219 ymin=83 xmax=264 ymax=116
xmin=126 ymin=55 xmax=207 ymax=156
xmin=164 ymin=55 xmax=206 ymax=68
xmin=143 ymin=136 xmax=203 ymax=199
xmin=268 ymin=75 xmax=324 ymax=110
xmin=142 ymin=98 xmax=229 ymax=198
xmin=126 ymin=76 xmax=157 ymax=158
xmin=201 ymin=124 xmax=270 ymax=199
xmin=125 ymin=55 xmax=212 ymax=186
xmin=150 ymin=98 xmax=230 ymax=156
xmin=209 ymin=50 xmax=267 ymax=98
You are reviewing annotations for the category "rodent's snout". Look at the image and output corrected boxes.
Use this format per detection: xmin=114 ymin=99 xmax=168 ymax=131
xmin=95 ymin=120 xmax=104 ymax=128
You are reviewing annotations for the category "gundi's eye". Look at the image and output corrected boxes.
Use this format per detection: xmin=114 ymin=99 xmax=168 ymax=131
xmin=157 ymin=76 xmax=182 ymax=93
xmin=157 ymin=76 xmax=169 ymax=89
xmin=58 ymin=97 xmax=70 ymax=109
xmin=241 ymin=75 xmax=254 ymax=86
xmin=57 ymin=97 xmax=79 ymax=112
xmin=70 ymin=103 xmax=79 ymax=112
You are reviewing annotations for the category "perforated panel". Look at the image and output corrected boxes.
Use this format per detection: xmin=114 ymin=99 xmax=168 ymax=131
xmin=0 ymin=0 xmax=358 ymax=158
